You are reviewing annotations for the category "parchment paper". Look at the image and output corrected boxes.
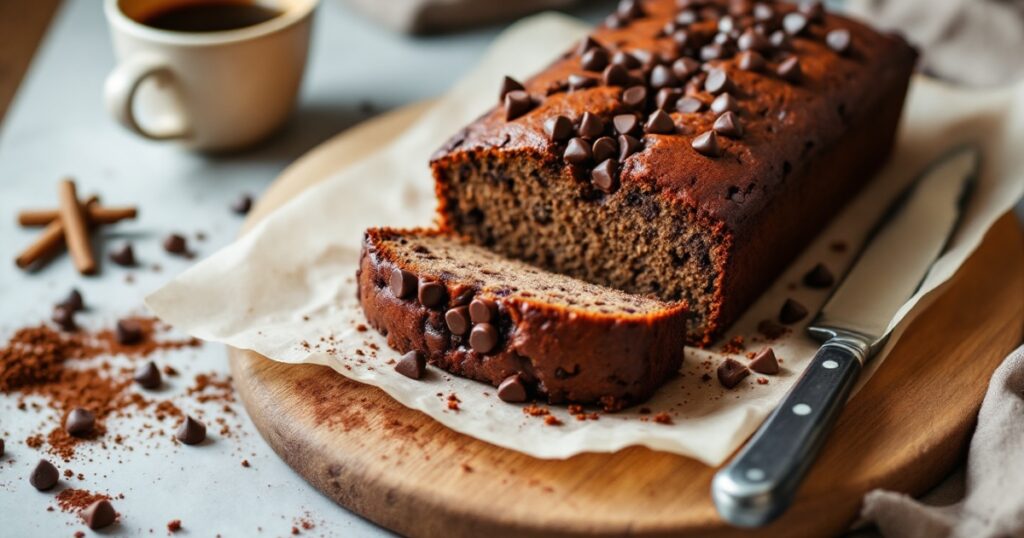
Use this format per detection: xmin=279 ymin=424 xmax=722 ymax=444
xmin=146 ymin=14 xmax=1024 ymax=466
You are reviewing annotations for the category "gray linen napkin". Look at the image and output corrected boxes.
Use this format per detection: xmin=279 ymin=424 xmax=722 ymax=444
xmin=860 ymin=344 xmax=1024 ymax=538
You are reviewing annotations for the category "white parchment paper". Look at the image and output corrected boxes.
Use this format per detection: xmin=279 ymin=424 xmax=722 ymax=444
xmin=146 ymin=14 xmax=1024 ymax=466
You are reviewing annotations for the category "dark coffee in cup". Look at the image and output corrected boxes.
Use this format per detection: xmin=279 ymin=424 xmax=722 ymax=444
xmin=141 ymin=2 xmax=282 ymax=32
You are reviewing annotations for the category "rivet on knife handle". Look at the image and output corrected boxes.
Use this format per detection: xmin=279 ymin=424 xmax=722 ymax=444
xmin=711 ymin=337 xmax=869 ymax=527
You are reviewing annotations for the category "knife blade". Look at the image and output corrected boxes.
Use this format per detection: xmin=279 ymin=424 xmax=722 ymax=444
xmin=711 ymin=146 xmax=979 ymax=528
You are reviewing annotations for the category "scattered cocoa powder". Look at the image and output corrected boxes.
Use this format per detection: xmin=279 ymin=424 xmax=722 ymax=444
xmin=544 ymin=415 xmax=563 ymax=426
xmin=56 ymin=489 xmax=111 ymax=513
xmin=167 ymin=519 xmax=182 ymax=533
xmin=653 ymin=412 xmax=673 ymax=425
xmin=720 ymin=335 xmax=745 ymax=355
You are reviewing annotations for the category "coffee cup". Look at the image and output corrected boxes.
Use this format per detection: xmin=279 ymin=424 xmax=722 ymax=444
xmin=103 ymin=0 xmax=318 ymax=151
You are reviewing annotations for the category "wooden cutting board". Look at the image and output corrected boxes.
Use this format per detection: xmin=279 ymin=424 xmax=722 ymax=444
xmin=228 ymin=101 xmax=1024 ymax=537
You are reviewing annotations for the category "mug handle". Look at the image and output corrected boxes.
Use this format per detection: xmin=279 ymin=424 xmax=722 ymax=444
xmin=104 ymin=54 xmax=189 ymax=141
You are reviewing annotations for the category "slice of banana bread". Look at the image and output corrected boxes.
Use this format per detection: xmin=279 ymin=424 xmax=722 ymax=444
xmin=357 ymin=227 xmax=687 ymax=409
xmin=430 ymin=0 xmax=917 ymax=346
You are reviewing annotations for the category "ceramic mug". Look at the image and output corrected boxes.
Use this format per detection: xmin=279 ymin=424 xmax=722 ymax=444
xmin=103 ymin=0 xmax=318 ymax=151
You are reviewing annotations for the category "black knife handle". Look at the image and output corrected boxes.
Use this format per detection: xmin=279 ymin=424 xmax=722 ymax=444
xmin=711 ymin=337 xmax=868 ymax=527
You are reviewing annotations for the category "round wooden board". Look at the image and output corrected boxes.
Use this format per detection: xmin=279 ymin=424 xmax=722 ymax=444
xmin=229 ymin=102 xmax=1024 ymax=537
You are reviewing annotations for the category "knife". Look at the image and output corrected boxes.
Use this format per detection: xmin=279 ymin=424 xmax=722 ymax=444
xmin=711 ymin=146 xmax=979 ymax=527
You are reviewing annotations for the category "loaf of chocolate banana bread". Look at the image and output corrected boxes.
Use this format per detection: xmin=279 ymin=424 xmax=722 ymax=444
xmin=431 ymin=0 xmax=916 ymax=345
xmin=357 ymin=228 xmax=687 ymax=409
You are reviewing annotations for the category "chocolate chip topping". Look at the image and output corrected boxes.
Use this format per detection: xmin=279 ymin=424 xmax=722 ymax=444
xmin=82 ymin=500 xmax=117 ymax=530
xmin=109 ymin=242 xmax=136 ymax=266
xmin=51 ymin=306 xmax=77 ymax=332
xmin=782 ymin=12 xmax=809 ymax=36
xmin=622 ymin=85 xmax=648 ymax=110
xmin=602 ymin=64 xmax=631 ymax=86
xmin=676 ymin=96 xmax=705 ymax=113
xmin=564 ymin=138 xmax=593 ymax=166
xmin=649 ymin=65 xmax=679 ymax=89
xmin=671 ymin=57 xmax=700 ymax=80
xmin=777 ymin=56 xmax=802 ymax=82
xmin=700 ymin=43 xmax=726 ymax=61
xmin=60 ymin=288 xmax=84 ymax=312
xmin=655 ymin=88 xmax=682 ymax=110
xmin=133 ymin=360 xmax=162 ymax=389
xmin=163 ymin=233 xmax=187 ymax=255
xmin=469 ymin=323 xmax=498 ymax=354
xmin=618 ymin=134 xmax=642 ymax=160
xmin=116 ymin=318 xmax=143 ymax=345
xmin=568 ymin=73 xmax=598 ymax=91
xmin=717 ymin=358 xmax=750 ymax=389
xmin=770 ymin=30 xmax=792 ymax=50
xmin=389 ymin=268 xmax=417 ymax=299
xmin=497 ymin=374 xmax=528 ymax=403
xmin=445 ymin=306 xmax=471 ymax=335
xmin=691 ymin=130 xmax=721 ymax=156
xmin=826 ymin=28 xmax=852 ymax=54
xmin=644 ymin=110 xmax=675 ymax=134
xmin=738 ymin=50 xmax=766 ymax=72
xmin=779 ymin=298 xmax=809 ymax=324
xmin=616 ymin=0 xmax=645 ymax=20
xmin=713 ymin=111 xmax=744 ymax=138
xmin=395 ymin=350 xmax=426 ymax=380
xmin=799 ymin=0 xmax=825 ymax=22
xmin=417 ymin=279 xmax=446 ymax=308
xmin=544 ymin=115 xmax=573 ymax=142
xmin=737 ymin=28 xmax=770 ymax=52
xmin=576 ymin=36 xmax=602 ymax=57
xmin=469 ymin=298 xmax=498 ymax=324
xmin=749 ymin=347 xmax=780 ymax=375
xmin=803 ymin=263 xmax=835 ymax=288
xmin=611 ymin=50 xmax=640 ymax=68
xmin=710 ymin=92 xmax=739 ymax=114
xmin=613 ymin=114 xmax=640 ymax=136
xmin=504 ymin=90 xmax=534 ymax=121
xmin=30 ymin=459 xmax=59 ymax=491
xmin=499 ymin=76 xmax=525 ymax=100
xmin=592 ymin=137 xmax=619 ymax=163
xmin=231 ymin=193 xmax=253 ymax=215
xmin=581 ymin=47 xmax=609 ymax=72
xmin=578 ymin=112 xmax=605 ymax=139
xmin=176 ymin=415 xmax=207 ymax=445
xmin=65 ymin=407 xmax=95 ymax=437
xmin=704 ymin=68 xmax=732 ymax=95
xmin=753 ymin=3 xmax=774 ymax=21
xmin=591 ymin=159 xmax=619 ymax=193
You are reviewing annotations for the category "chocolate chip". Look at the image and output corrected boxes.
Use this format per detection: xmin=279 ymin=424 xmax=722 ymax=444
xmin=504 ymin=90 xmax=534 ymax=121
xmin=59 ymin=288 xmax=84 ymax=312
xmin=783 ymin=12 xmax=808 ymax=35
xmin=671 ymin=57 xmax=700 ymax=80
xmin=704 ymin=68 xmax=732 ymax=95
xmin=231 ymin=193 xmax=253 ymax=215
xmin=604 ymin=13 xmax=625 ymax=29
xmin=611 ymin=50 xmax=640 ymax=69
xmin=700 ymin=43 xmax=725 ymax=61
xmin=799 ymin=0 xmax=825 ymax=22
xmin=779 ymin=298 xmax=809 ymax=324
xmin=564 ymin=137 xmax=593 ymax=166
xmin=753 ymin=3 xmax=774 ymax=21
xmin=578 ymin=112 xmax=605 ymax=139
xmin=738 ymin=50 xmax=766 ymax=72
xmin=497 ymin=375 xmax=528 ymax=403
xmin=499 ymin=76 xmax=525 ymax=100
xmin=0 ymin=438 xmax=4 ymax=458
xmin=655 ymin=88 xmax=682 ymax=110
xmin=592 ymin=137 xmax=619 ymax=163
xmin=676 ymin=96 xmax=705 ymax=113
xmin=777 ymin=56 xmax=802 ymax=82
xmin=445 ymin=306 xmax=471 ymax=336
xmin=568 ymin=74 xmax=598 ymax=91
xmin=417 ymin=279 xmax=446 ymax=308
xmin=622 ymin=86 xmax=648 ymax=110
xmin=770 ymin=30 xmax=792 ymax=50
xmin=713 ymin=111 xmax=744 ymax=138
xmin=469 ymin=323 xmax=498 ymax=354
xmin=163 ymin=233 xmax=187 ymax=255
xmin=591 ymin=159 xmax=619 ymax=193
xmin=576 ymin=36 xmax=602 ymax=57
xmin=711 ymin=93 xmax=739 ymax=114
xmin=109 ymin=242 xmax=136 ymax=266
xmin=389 ymin=268 xmax=417 ymax=299
xmin=691 ymin=131 xmax=721 ymax=156
xmin=544 ymin=115 xmax=573 ymax=142
xmin=671 ymin=29 xmax=690 ymax=50
xmin=581 ymin=47 xmax=609 ymax=72
xmin=713 ymin=31 xmax=733 ymax=47
xmin=757 ymin=319 xmax=787 ymax=339
xmin=649 ymin=65 xmax=678 ymax=90
xmin=176 ymin=415 xmax=207 ymax=445
xmin=718 ymin=14 xmax=737 ymax=33
xmin=618 ymin=134 xmax=642 ymax=160
xmin=602 ymin=64 xmax=631 ymax=86
xmin=676 ymin=9 xmax=697 ymax=25
xmin=803 ymin=263 xmax=835 ymax=288
xmin=717 ymin=358 xmax=750 ymax=389
xmin=395 ymin=350 xmax=426 ymax=380
xmin=612 ymin=114 xmax=639 ymax=136
xmin=737 ymin=28 xmax=770 ymax=51
xmin=469 ymin=298 xmax=498 ymax=324
xmin=51 ymin=306 xmax=77 ymax=332
xmin=749 ymin=347 xmax=780 ymax=375
xmin=826 ymin=29 xmax=851 ymax=54
xmin=616 ymin=0 xmax=645 ymax=20
xmin=82 ymin=500 xmax=117 ymax=530
xmin=65 ymin=407 xmax=95 ymax=437
xmin=133 ymin=361 xmax=162 ymax=389
xmin=29 ymin=459 xmax=59 ymax=491
xmin=116 ymin=318 xmax=143 ymax=345
xmin=644 ymin=110 xmax=675 ymax=134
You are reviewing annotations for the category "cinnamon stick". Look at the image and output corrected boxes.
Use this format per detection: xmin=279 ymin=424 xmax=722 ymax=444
xmin=18 ymin=206 xmax=137 ymax=227
xmin=15 ymin=196 xmax=99 ymax=270
xmin=57 ymin=179 xmax=96 ymax=275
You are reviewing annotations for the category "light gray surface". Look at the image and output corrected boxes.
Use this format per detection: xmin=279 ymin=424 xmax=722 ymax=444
xmin=0 ymin=0 xmax=612 ymax=536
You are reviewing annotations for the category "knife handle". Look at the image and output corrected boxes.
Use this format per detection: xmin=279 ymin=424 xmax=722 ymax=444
xmin=711 ymin=338 xmax=868 ymax=527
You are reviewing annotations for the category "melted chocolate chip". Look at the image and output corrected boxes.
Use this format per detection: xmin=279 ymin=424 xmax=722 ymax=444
xmin=779 ymin=298 xmax=809 ymax=324
xmin=417 ymin=279 xmax=446 ymax=308
xmin=469 ymin=323 xmax=498 ymax=354
xmin=750 ymin=347 xmax=780 ymax=375
xmin=718 ymin=358 xmax=750 ymax=389
xmin=395 ymin=350 xmax=426 ymax=380
xmin=691 ymin=131 xmax=721 ymax=157
xmin=390 ymin=268 xmax=417 ymax=299
xmin=544 ymin=115 xmax=573 ymax=143
xmin=497 ymin=375 xmax=528 ymax=403
xmin=591 ymin=159 xmax=619 ymax=193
